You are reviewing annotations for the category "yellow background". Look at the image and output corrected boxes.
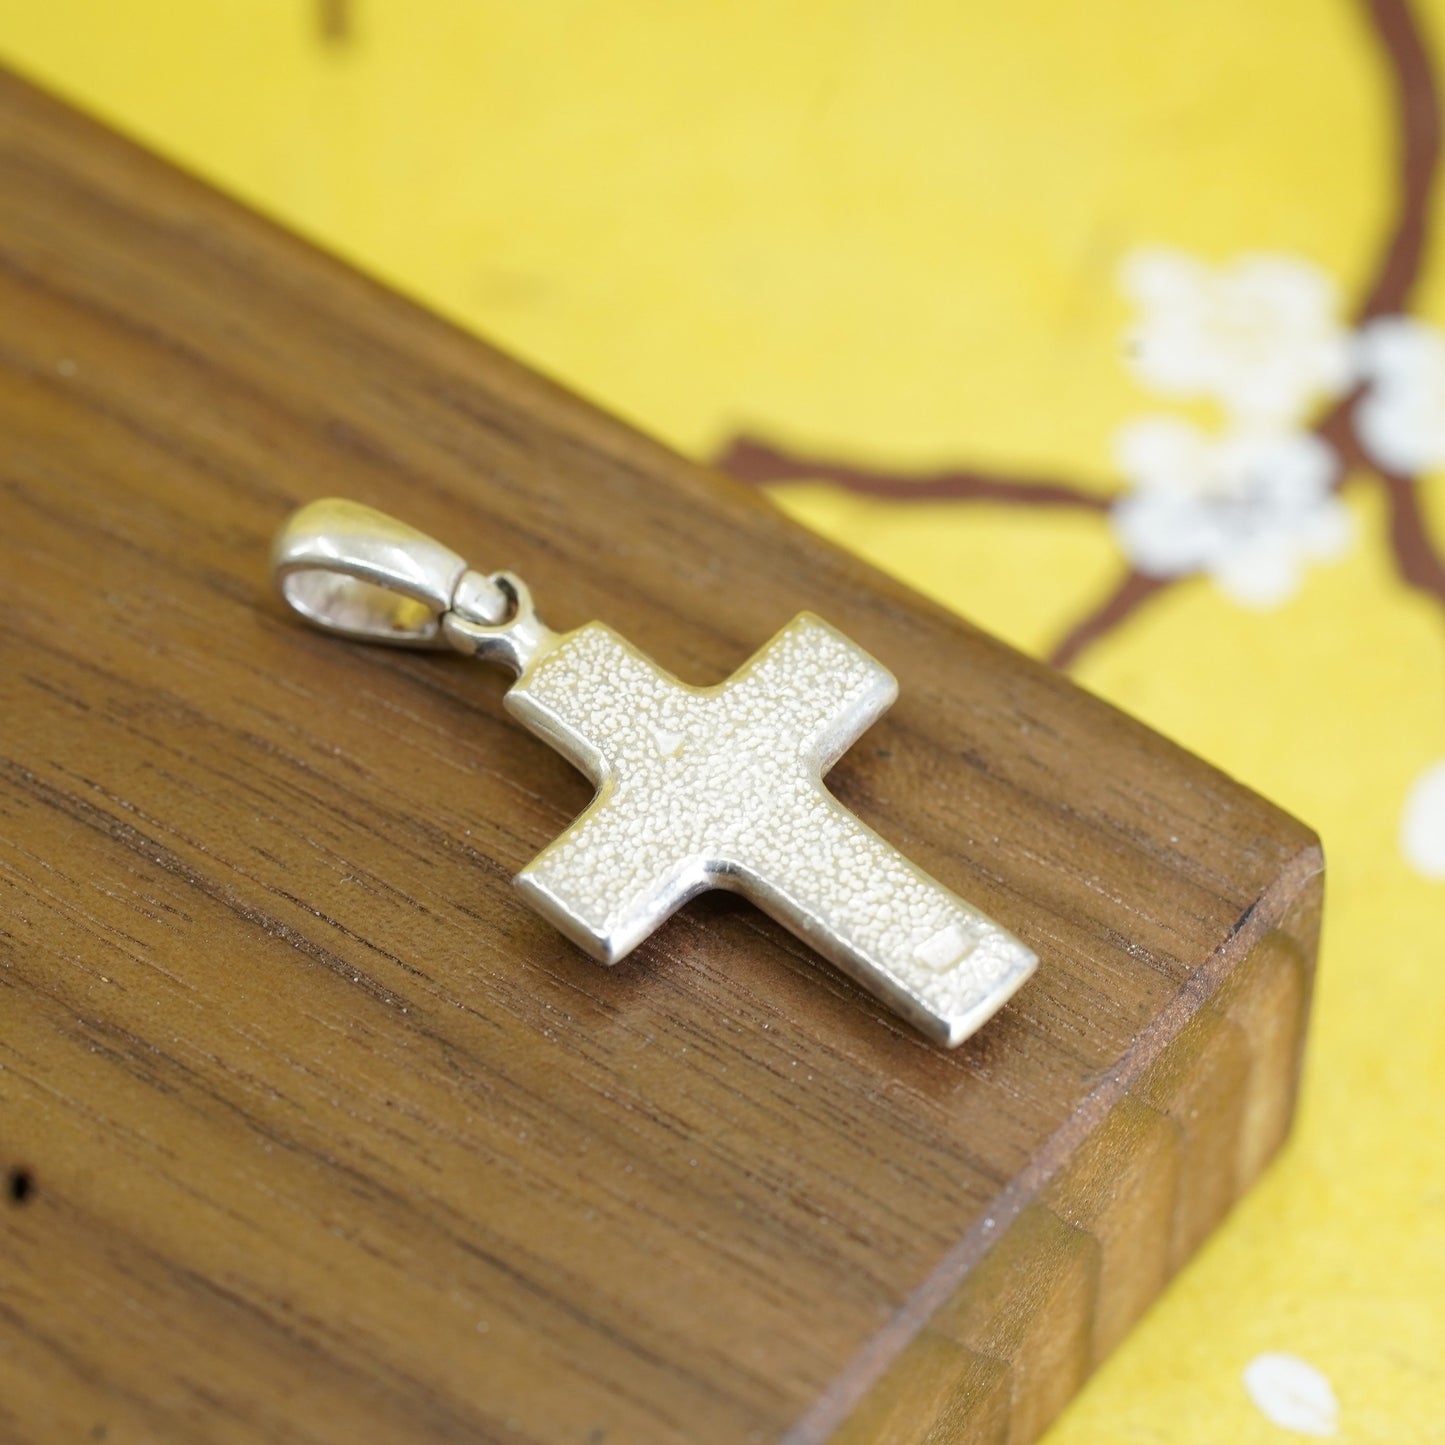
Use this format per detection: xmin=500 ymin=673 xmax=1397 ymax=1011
xmin=2 ymin=2 xmax=1441 ymax=1439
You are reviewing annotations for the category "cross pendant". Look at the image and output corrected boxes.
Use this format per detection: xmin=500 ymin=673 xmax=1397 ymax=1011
xmin=275 ymin=501 xmax=1038 ymax=1046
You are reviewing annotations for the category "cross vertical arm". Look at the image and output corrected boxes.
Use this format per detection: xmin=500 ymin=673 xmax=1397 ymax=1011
xmin=506 ymin=622 xmax=682 ymax=778
xmin=735 ymin=786 xmax=1038 ymax=1045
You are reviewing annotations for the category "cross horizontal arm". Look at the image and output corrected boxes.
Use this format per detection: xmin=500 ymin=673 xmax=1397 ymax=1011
xmin=513 ymin=781 xmax=712 ymax=962
xmin=721 ymin=613 xmax=897 ymax=769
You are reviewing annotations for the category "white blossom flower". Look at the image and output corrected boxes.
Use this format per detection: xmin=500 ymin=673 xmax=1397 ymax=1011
xmin=1112 ymin=417 xmax=1352 ymax=607
xmin=1121 ymin=248 xmax=1354 ymax=427
xmin=1401 ymin=758 xmax=1445 ymax=878
xmin=1243 ymin=1353 xmax=1340 ymax=1437
xmin=1354 ymin=315 xmax=1445 ymax=474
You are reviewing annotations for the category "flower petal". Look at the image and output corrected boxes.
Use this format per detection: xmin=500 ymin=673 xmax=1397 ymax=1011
xmin=1212 ymin=538 xmax=1302 ymax=609
xmin=1401 ymin=758 xmax=1445 ymax=879
xmin=1114 ymin=415 xmax=1209 ymax=493
xmin=1242 ymin=1353 xmax=1340 ymax=1437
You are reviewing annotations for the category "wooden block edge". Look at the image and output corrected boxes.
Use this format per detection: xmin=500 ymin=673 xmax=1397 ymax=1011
xmin=815 ymin=846 xmax=1323 ymax=1445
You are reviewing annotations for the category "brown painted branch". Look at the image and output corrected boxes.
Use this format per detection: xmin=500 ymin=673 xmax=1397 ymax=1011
xmin=1380 ymin=471 xmax=1445 ymax=603
xmin=716 ymin=435 xmax=1110 ymax=511
xmin=1358 ymin=0 xmax=1441 ymax=320
xmin=318 ymin=0 xmax=352 ymax=43
xmin=1316 ymin=0 xmax=1440 ymax=472
xmin=721 ymin=0 xmax=1444 ymax=672
xmin=976 ymin=0 xmax=1444 ymax=668
xmin=1332 ymin=2 xmax=1445 ymax=616
xmin=1047 ymin=570 xmax=1169 ymax=670
xmin=1316 ymin=389 xmax=1371 ymax=472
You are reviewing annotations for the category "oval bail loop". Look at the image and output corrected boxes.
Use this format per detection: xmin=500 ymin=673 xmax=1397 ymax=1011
xmin=271 ymin=498 xmax=508 ymax=648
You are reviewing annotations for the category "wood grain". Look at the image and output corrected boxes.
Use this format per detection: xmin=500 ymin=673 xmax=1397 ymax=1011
xmin=0 ymin=69 xmax=1321 ymax=1445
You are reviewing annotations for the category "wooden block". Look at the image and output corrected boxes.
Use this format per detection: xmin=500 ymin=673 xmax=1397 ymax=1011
xmin=0 ymin=70 xmax=1323 ymax=1445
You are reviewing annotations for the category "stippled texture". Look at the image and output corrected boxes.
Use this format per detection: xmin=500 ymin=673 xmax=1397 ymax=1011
xmin=506 ymin=614 xmax=1038 ymax=1044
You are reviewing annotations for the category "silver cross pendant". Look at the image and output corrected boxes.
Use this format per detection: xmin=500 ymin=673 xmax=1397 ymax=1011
xmin=273 ymin=500 xmax=1038 ymax=1046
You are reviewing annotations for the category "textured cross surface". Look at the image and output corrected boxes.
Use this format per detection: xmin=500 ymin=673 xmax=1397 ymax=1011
xmin=505 ymin=612 xmax=1038 ymax=1044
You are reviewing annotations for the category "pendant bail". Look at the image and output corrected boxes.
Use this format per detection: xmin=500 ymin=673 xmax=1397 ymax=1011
xmin=272 ymin=498 xmax=556 ymax=673
xmin=272 ymin=497 xmax=511 ymax=649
